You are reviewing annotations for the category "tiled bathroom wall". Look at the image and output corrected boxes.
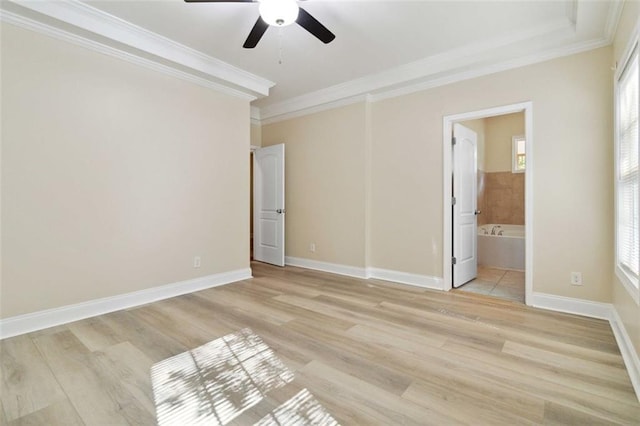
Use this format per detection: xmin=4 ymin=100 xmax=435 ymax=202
xmin=479 ymin=171 xmax=525 ymax=225
xmin=463 ymin=111 xmax=525 ymax=227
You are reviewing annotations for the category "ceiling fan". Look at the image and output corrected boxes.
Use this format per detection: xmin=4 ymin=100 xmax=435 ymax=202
xmin=184 ymin=0 xmax=336 ymax=49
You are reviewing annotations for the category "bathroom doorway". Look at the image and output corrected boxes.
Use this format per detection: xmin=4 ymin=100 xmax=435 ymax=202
xmin=443 ymin=102 xmax=533 ymax=305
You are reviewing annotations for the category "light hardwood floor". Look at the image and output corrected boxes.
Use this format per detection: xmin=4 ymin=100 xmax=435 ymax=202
xmin=2 ymin=262 xmax=639 ymax=425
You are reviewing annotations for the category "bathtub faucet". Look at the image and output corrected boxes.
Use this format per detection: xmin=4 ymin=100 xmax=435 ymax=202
xmin=491 ymin=225 xmax=502 ymax=235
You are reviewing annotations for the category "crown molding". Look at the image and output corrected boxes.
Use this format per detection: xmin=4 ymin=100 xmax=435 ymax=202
xmin=257 ymin=35 xmax=610 ymax=124
xmin=250 ymin=106 xmax=261 ymax=122
xmin=260 ymin=94 xmax=371 ymax=126
xmin=253 ymin=0 xmax=623 ymax=124
xmin=256 ymin=17 xmax=575 ymax=122
xmin=3 ymin=0 xmax=274 ymax=98
xmin=2 ymin=0 xmax=622 ymax=123
xmin=0 ymin=9 xmax=259 ymax=101
xmin=369 ymin=36 xmax=611 ymax=104
xmin=605 ymin=0 xmax=625 ymax=43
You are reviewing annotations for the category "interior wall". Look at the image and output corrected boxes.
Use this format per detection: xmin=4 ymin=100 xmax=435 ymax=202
xmin=258 ymin=47 xmax=612 ymax=305
xmin=483 ymin=112 xmax=525 ymax=225
xmin=611 ymin=1 xmax=640 ymax=363
xmin=484 ymin=112 xmax=525 ymax=172
xmin=371 ymin=46 xmax=612 ymax=302
xmin=1 ymin=23 xmax=250 ymax=318
xmin=261 ymin=103 xmax=367 ymax=267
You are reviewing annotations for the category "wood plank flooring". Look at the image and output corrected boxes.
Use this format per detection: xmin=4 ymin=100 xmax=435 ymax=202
xmin=1 ymin=262 xmax=639 ymax=425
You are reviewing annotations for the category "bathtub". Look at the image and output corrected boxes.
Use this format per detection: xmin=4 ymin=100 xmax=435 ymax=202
xmin=477 ymin=224 xmax=525 ymax=270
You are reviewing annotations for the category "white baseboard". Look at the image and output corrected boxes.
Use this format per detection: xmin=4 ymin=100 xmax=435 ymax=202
xmin=367 ymin=267 xmax=444 ymax=290
xmin=0 ymin=268 xmax=252 ymax=339
xmin=530 ymin=292 xmax=613 ymax=320
xmin=284 ymin=256 xmax=444 ymax=291
xmin=530 ymin=291 xmax=639 ymax=402
xmin=285 ymin=256 xmax=368 ymax=279
xmin=610 ymin=307 xmax=640 ymax=402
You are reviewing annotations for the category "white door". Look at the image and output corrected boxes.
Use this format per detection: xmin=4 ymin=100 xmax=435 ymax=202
xmin=253 ymin=144 xmax=285 ymax=266
xmin=452 ymin=124 xmax=478 ymax=287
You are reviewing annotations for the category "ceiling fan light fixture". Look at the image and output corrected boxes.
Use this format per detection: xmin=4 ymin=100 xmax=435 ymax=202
xmin=259 ymin=0 xmax=299 ymax=27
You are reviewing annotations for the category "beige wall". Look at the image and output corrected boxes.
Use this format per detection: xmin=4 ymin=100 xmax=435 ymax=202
xmin=612 ymin=1 xmax=640 ymax=364
xmin=261 ymin=103 xmax=367 ymax=267
xmin=372 ymin=47 xmax=612 ymax=301
xmin=1 ymin=24 xmax=250 ymax=318
xmin=475 ymin=112 xmax=526 ymax=225
xmin=485 ymin=112 xmax=525 ymax=173
xmin=260 ymin=46 xmax=613 ymax=305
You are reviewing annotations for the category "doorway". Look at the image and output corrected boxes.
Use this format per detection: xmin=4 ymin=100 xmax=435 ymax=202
xmin=443 ymin=102 xmax=533 ymax=305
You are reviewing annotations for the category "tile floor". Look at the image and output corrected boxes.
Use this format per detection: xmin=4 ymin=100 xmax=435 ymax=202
xmin=455 ymin=265 xmax=525 ymax=303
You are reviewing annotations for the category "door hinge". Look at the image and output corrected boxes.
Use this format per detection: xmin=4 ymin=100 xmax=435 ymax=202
xmin=452 ymin=256 xmax=457 ymax=265
xmin=451 ymin=197 xmax=456 ymax=205
xmin=452 ymin=136 xmax=457 ymax=146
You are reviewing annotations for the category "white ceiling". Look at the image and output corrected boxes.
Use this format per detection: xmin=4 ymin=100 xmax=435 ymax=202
xmin=0 ymin=1 xmax=622 ymax=121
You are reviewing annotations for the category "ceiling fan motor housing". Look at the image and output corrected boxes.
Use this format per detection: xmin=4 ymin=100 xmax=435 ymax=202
xmin=259 ymin=0 xmax=299 ymax=27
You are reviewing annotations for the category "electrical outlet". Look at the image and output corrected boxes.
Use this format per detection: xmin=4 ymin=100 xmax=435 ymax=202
xmin=570 ymin=272 xmax=582 ymax=286
xmin=193 ymin=256 xmax=201 ymax=268
xmin=309 ymin=243 xmax=316 ymax=253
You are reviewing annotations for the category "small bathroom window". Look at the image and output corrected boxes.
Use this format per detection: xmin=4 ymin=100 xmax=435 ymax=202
xmin=512 ymin=135 xmax=526 ymax=173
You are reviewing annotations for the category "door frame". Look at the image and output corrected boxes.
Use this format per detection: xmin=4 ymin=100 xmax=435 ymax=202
xmin=442 ymin=101 xmax=533 ymax=305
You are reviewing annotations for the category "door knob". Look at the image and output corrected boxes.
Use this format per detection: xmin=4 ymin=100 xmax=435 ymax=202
xmin=276 ymin=209 xmax=286 ymax=214
xmin=474 ymin=210 xmax=481 ymax=215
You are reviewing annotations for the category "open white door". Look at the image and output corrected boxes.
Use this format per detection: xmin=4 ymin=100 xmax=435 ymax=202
xmin=253 ymin=144 xmax=285 ymax=266
xmin=452 ymin=124 xmax=478 ymax=287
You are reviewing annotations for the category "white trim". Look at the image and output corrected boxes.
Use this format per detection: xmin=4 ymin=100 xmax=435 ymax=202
xmin=369 ymin=38 xmax=609 ymax=105
xmin=284 ymin=257 xmax=443 ymax=290
xmin=511 ymin=134 xmax=526 ymax=174
xmin=260 ymin=34 xmax=609 ymax=124
xmin=250 ymin=106 xmax=262 ymax=125
xmin=256 ymin=36 xmax=609 ymax=125
xmin=530 ymin=291 xmax=640 ymax=402
xmin=1 ymin=0 xmax=623 ymax=122
xmin=610 ymin=306 xmax=640 ymax=402
xmin=283 ymin=258 xmax=637 ymax=403
xmin=530 ymin=292 xmax=613 ymax=320
xmin=367 ymin=268 xmax=444 ymax=290
xmin=259 ymin=94 xmax=371 ymax=126
xmin=256 ymin=18 xmax=571 ymax=122
xmin=0 ymin=268 xmax=252 ymax=340
xmin=443 ymin=102 xmax=534 ymax=306
xmin=0 ymin=3 xmax=271 ymax=99
xmin=0 ymin=10 xmax=257 ymax=101
xmin=8 ymin=0 xmax=274 ymax=94
xmin=616 ymin=267 xmax=640 ymax=305
xmin=284 ymin=256 xmax=368 ymax=279
xmin=613 ymin=16 xmax=640 ymax=305
xmin=604 ymin=0 xmax=625 ymax=44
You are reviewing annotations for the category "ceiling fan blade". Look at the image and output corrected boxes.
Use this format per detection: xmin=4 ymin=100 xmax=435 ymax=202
xmin=184 ymin=0 xmax=254 ymax=2
xmin=296 ymin=7 xmax=335 ymax=44
xmin=243 ymin=16 xmax=269 ymax=48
